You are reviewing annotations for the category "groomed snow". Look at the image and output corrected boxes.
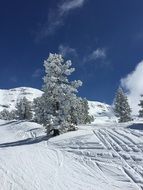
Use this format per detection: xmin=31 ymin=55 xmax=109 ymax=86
xmin=0 ymin=120 xmax=143 ymax=190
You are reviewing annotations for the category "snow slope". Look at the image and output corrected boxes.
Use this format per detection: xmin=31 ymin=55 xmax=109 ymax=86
xmin=0 ymin=87 xmax=116 ymax=122
xmin=0 ymin=87 xmax=43 ymax=111
xmin=0 ymin=120 xmax=143 ymax=190
xmin=88 ymin=101 xmax=117 ymax=123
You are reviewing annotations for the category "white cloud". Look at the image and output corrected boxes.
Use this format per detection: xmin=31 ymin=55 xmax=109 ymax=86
xmin=58 ymin=44 xmax=77 ymax=57
xmin=32 ymin=68 xmax=43 ymax=78
xmin=121 ymin=61 xmax=143 ymax=115
xmin=36 ymin=0 xmax=87 ymax=40
xmin=83 ymin=48 xmax=107 ymax=63
xmin=59 ymin=0 xmax=86 ymax=14
xmin=89 ymin=48 xmax=106 ymax=61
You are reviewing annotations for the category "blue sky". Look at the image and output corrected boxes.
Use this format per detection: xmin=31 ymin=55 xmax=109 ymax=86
xmin=0 ymin=0 xmax=143 ymax=104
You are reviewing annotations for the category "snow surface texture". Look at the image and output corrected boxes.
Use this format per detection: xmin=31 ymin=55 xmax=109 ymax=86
xmin=0 ymin=120 xmax=143 ymax=190
xmin=0 ymin=87 xmax=116 ymax=122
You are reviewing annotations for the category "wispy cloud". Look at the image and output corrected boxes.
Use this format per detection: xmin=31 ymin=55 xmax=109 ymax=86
xmin=83 ymin=48 xmax=107 ymax=63
xmin=58 ymin=44 xmax=77 ymax=57
xmin=36 ymin=0 xmax=87 ymax=40
xmin=59 ymin=0 xmax=86 ymax=14
xmin=32 ymin=68 xmax=43 ymax=78
xmin=121 ymin=61 xmax=143 ymax=115
xmin=89 ymin=48 xmax=106 ymax=61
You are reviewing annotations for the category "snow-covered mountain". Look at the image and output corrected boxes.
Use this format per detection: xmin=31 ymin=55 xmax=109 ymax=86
xmin=88 ymin=101 xmax=116 ymax=123
xmin=0 ymin=87 xmax=43 ymax=112
xmin=0 ymin=87 xmax=116 ymax=122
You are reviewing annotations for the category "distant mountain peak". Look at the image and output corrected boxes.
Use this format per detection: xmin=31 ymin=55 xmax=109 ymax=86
xmin=0 ymin=87 xmax=43 ymax=111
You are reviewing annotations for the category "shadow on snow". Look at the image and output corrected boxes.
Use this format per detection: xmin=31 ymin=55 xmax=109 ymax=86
xmin=0 ymin=135 xmax=50 ymax=148
xmin=0 ymin=120 xmax=23 ymax=127
xmin=128 ymin=123 xmax=143 ymax=130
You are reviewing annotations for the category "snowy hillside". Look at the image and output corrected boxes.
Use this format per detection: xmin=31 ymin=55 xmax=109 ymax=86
xmin=0 ymin=87 xmax=116 ymax=122
xmin=0 ymin=87 xmax=43 ymax=111
xmin=0 ymin=120 xmax=143 ymax=190
xmin=88 ymin=101 xmax=117 ymax=123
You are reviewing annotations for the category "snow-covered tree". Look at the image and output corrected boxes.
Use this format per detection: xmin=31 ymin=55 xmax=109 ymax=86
xmin=0 ymin=109 xmax=16 ymax=120
xmin=114 ymin=87 xmax=132 ymax=122
xmin=69 ymin=98 xmax=94 ymax=125
xmin=9 ymin=110 xmax=17 ymax=120
xmin=0 ymin=109 xmax=11 ymax=120
xmin=138 ymin=95 xmax=143 ymax=117
xmin=81 ymin=98 xmax=94 ymax=124
xmin=33 ymin=96 xmax=47 ymax=125
xmin=15 ymin=97 xmax=32 ymax=120
xmin=34 ymin=53 xmax=82 ymax=134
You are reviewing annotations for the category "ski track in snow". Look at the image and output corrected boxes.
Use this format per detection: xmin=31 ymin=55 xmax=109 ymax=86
xmin=0 ymin=120 xmax=143 ymax=190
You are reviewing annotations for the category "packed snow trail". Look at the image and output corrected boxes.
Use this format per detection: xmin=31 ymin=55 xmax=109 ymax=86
xmin=0 ymin=120 xmax=143 ymax=190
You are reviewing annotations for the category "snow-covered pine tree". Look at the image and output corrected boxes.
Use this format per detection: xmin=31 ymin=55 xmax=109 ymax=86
xmin=0 ymin=109 xmax=11 ymax=120
xmin=69 ymin=98 xmax=94 ymax=125
xmin=9 ymin=110 xmax=17 ymax=120
xmin=114 ymin=87 xmax=132 ymax=122
xmin=0 ymin=109 xmax=16 ymax=120
xmin=138 ymin=95 xmax=143 ymax=117
xmin=33 ymin=96 xmax=48 ymax=125
xmin=81 ymin=98 xmax=94 ymax=124
xmin=15 ymin=97 xmax=32 ymax=120
xmin=34 ymin=53 xmax=82 ymax=134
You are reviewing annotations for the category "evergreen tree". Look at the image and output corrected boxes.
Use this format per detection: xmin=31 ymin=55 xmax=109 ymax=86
xmin=69 ymin=98 xmax=94 ymax=125
xmin=15 ymin=97 xmax=32 ymax=120
xmin=114 ymin=87 xmax=132 ymax=122
xmin=0 ymin=109 xmax=16 ymax=120
xmin=33 ymin=96 xmax=48 ymax=125
xmin=34 ymin=53 xmax=82 ymax=134
xmin=81 ymin=98 xmax=94 ymax=124
xmin=9 ymin=110 xmax=17 ymax=120
xmin=0 ymin=109 xmax=11 ymax=120
xmin=138 ymin=95 xmax=143 ymax=117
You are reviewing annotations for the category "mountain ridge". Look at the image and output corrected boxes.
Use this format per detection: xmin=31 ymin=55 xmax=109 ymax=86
xmin=0 ymin=87 xmax=116 ymax=122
